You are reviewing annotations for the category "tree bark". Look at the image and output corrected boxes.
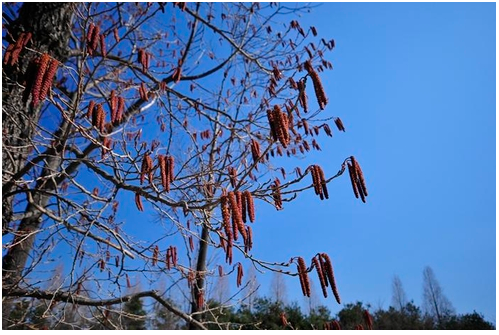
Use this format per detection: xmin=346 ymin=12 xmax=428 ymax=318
xmin=2 ymin=3 xmax=73 ymax=286
xmin=189 ymin=224 xmax=210 ymax=329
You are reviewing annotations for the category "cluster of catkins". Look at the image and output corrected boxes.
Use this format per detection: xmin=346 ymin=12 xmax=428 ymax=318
xmin=87 ymin=89 xmax=125 ymax=132
xmin=304 ymin=60 xmax=328 ymax=110
xmin=249 ymin=139 xmax=261 ymax=168
xmin=137 ymin=48 xmax=150 ymax=72
xmin=347 ymin=156 xmax=368 ymax=203
xmin=309 ymin=164 xmax=329 ymax=200
xmin=4 ymin=31 xmax=31 ymax=66
xmin=220 ymin=190 xmax=255 ymax=264
xmin=139 ymin=152 xmax=175 ymax=189
xmin=86 ymin=23 xmax=107 ymax=57
xmin=157 ymin=155 xmax=175 ymax=192
xmin=267 ymin=105 xmax=291 ymax=148
xmin=134 ymin=153 xmax=174 ymax=211
xmin=22 ymin=53 xmax=59 ymax=108
xmin=149 ymin=245 xmax=178 ymax=269
xmin=297 ymin=253 xmax=341 ymax=304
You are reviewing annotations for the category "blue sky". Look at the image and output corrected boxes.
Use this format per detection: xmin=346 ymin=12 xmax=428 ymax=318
xmin=246 ymin=1 xmax=496 ymax=322
xmin=4 ymin=2 xmax=494 ymax=326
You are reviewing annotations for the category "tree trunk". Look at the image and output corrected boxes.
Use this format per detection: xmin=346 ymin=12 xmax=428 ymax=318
xmin=2 ymin=3 xmax=73 ymax=287
xmin=189 ymin=224 xmax=210 ymax=329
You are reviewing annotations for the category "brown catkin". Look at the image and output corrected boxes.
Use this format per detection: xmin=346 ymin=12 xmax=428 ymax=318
xmin=189 ymin=235 xmax=194 ymax=252
xmin=110 ymin=90 xmax=117 ymax=121
xmin=166 ymin=248 xmax=171 ymax=270
xmin=116 ymin=96 xmax=125 ymax=124
xmin=302 ymin=119 xmax=310 ymax=135
xmin=93 ymin=104 xmax=105 ymax=133
xmin=356 ymin=178 xmax=366 ymax=203
xmin=297 ymin=257 xmax=311 ymax=297
xmin=87 ymin=23 xmax=95 ymax=46
xmin=313 ymin=256 xmax=328 ymax=298
xmin=228 ymin=191 xmax=246 ymax=242
xmin=140 ymin=153 xmax=152 ymax=185
xmin=304 ymin=60 xmax=328 ymax=110
xmin=100 ymin=33 xmax=107 ymax=58
xmin=126 ymin=273 xmax=131 ymax=288
xmin=245 ymin=225 xmax=253 ymax=252
xmin=271 ymin=178 xmax=283 ymax=210
xmin=318 ymin=254 xmax=329 ymax=288
xmin=135 ymin=192 xmax=144 ymax=211
xmin=8 ymin=32 xmax=32 ymax=66
xmin=244 ymin=190 xmax=255 ymax=223
xmin=113 ymin=27 xmax=120 ymax=43
xmin=237 ymin=262 xmax=244 ymax=287
xmin=240 ymin=190 xmax=247 ymax=223
xmin=235 ymin=191 xmax=243 ymax=215
xmin=250 ymin=139 xmax=261 ymax=166
xmin=91 ymin=25 xmax=101 ymax=55
xmin=87 ymin=100 xmax=95 ymax=119
xmin=317 ymin=165 xmax=329 ymax=200
xmin=323 ymin=123 xmax=333 ymax=137
xmin=352 ymin=156 xmax=368 ymax=197
xmin=311 ymin=26 xmax=318 ymax=36
xmin=158 ymin=155 xmax=167 ymax=188
xmin=168 ymin=156 xmax=175 ymax=183
xmin=273 ymin=105 xmax=290 ymax=148
xmin=267 ymin=109 xmax=278 ymax=141
xmin=172 ymin=246 xmax=178 ymax=267
xmin=334 ymin=117 xmax=346 ymax=132
xmin=347 ymin=162 xmax=360 ymax=199
xmin=221 ymin=196 xmax=232 ymax=245
xmin=137 ymin=48 xmax=144 ymax=67
xmin=87 ymin=23 xmax=95 ymax=55
xmin=225 ymin=240 xmax=233 ymax=265
xmin=297 ymin=79 xmax=308 ymax=113
xmin=321 ymin=253 xmax=341 ymax=304
xmin=228 ymin=166 xmax=237 ymax=188
xmin=310 ymin=165 xmax=321 ymax=197
xmin=101 ymin=137 xmax=112 ymax=158
xmin=152 ymin=245 xmax=159 ymax=266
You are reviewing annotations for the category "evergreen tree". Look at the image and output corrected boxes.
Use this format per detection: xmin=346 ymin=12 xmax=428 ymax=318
xmin=122 ymin=297 xmax=146 ymax=330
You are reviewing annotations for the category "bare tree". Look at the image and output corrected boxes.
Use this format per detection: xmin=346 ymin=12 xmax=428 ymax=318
xmin=391 ymin=275 xmax=408 ymax=311
xmin=270 ymin=271 xmax=288 ymax=305
xmin=422 ymin=266 xmax=455 ymax=327
xmin=242 ymin=265 xmax=259 ymax=311
xmin=2 ymin=2 xmax=367 ymax=329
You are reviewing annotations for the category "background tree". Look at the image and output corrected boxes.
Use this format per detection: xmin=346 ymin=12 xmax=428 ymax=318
xmin=422 ymin=266 xmax=455 ymax=328
xmin=2 ymin=2 xmax=365 ymax=329
xmin=122 ymin=296 xmax=147 ymax=330
xmin=391 ymin=275 xmax=408 ymax=311
xmin=269 ymin=271 xmax=288 ymax=305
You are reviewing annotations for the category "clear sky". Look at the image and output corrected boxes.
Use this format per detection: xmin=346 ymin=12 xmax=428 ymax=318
xmin=7 ymin=2 xmax=493 ymax=327
xmin=244 ymin=1 xmax=496 ymax=323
